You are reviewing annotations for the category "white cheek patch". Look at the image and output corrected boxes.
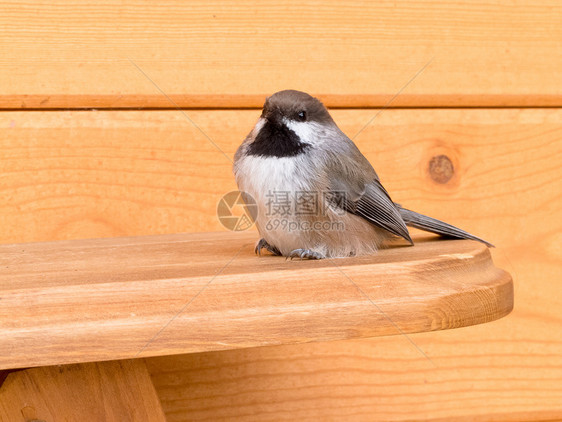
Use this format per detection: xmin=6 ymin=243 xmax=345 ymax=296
xmin=283 ymin=119 xmax=325 ymax=147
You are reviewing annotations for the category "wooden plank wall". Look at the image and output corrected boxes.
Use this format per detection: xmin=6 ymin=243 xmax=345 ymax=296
xmin=1 ymin=0 xmax=561 ymax=108
xmin=1 ymin=1 xmax=561 ymax=421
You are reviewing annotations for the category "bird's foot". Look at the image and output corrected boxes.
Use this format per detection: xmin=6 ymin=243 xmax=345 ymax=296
xmin=287 ymin=248 xmax=325 ymax=260
xmin=255 ymin=238 xmax=282 ymax=256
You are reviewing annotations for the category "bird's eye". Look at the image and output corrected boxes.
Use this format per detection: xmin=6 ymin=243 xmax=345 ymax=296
xmin=297 ymin=110 xmax=307 ymax=121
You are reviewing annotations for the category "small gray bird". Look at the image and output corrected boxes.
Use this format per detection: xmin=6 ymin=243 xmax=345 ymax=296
xmin=234 ymin=90 xmax=492 ymax=259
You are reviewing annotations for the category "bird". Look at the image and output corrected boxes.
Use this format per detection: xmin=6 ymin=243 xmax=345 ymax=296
xmin=233 ymin=90 xmax=492 ymax=259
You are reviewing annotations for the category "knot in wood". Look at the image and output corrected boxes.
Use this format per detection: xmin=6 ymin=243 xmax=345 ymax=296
xmin=428 ymin=154 xmax=454 ymax=184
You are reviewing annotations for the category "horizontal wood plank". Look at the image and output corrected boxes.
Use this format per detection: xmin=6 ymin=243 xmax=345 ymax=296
xmin=0 ymin=231 xmax=512 ymax=370
xmin=1 ymin=108 xmax=560 ymax=245
xmin=0 ymin=0 xmax=561 ymax=108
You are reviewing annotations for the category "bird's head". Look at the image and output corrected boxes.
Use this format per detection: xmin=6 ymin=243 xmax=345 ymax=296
xmin=247 ymin=90 xmax=334 ymax=158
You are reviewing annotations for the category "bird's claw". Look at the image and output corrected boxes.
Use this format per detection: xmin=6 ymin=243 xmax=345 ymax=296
xmin=255 ymin=238 xmax=282 ymax=256
xmin=287 ymin=248 xmax=325 ymax=260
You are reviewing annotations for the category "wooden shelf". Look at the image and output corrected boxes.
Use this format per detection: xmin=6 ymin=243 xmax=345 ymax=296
xmin=1 ymin=1 xmax=561 ymax=109
xmin=0 ymin=231 xmax=512 ymax=371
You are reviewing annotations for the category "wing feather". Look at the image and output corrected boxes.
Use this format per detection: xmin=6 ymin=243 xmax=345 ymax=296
xmin=330 ymin=179 xmax=413 ymax=244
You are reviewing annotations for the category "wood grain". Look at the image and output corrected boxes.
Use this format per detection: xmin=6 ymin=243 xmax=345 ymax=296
xmin=147 ymin=238 xmax=562 ymax=422
xmin=147 ymin=312 xmax=562 ymax=422
xmin=0 ymin=1 xmax=561 ymax=108
xmin=1 ymin=108 xmax=560 ymax=420
xmin=1 ymin=108 xmax=560 ymax=245
xmin=0 ymin=359 xmax=166 ymax=422
xmin=0 ymin=231 xmax=511 ymax=370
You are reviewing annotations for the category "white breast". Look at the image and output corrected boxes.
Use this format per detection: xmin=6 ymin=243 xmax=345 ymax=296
xmin=234 ymin=153 xmax=316 ymax=250
xmin=234 ymin=152 xmax=385 ymax=257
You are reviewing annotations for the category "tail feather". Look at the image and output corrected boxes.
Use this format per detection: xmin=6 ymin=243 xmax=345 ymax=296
xmin=397 ymin=206 xmax=494 ymax=248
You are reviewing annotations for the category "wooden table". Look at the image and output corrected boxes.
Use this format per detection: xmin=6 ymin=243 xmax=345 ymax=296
xmin=0 ymin=231 xmax=512 ymax=420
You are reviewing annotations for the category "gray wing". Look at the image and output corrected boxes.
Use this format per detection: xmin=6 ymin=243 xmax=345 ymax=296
xmin=330 ymin=178 xmax=413 ymax=244
xmin=324 ymin=133 xmax=412 ymax=244
xmin=322 ymin=131 xmax=491 ymax=247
